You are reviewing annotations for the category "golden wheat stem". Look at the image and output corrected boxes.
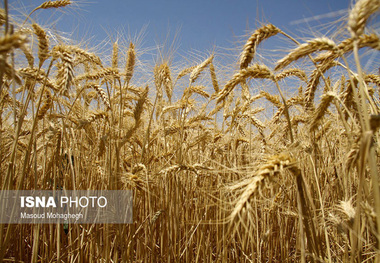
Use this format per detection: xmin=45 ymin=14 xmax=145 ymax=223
xmin=352 ymin=34 xmax=380 ymax=256
xmin=274 ymin=80 xmax=294 ymax=143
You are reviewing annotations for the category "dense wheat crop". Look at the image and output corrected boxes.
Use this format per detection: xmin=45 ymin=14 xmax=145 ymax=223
xmin=0 ymin=0 xmax=380 ymax=262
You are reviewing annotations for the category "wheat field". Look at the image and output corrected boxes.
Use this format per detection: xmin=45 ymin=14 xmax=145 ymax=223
xmin=0 ymin=0 xmax=380 ymax=262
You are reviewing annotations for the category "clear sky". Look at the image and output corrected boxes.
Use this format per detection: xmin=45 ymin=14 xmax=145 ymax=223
xmin=11 ymin=0 xmax=354 ymax=52
xmin=7 ymin=0 xmax=380 ymax=73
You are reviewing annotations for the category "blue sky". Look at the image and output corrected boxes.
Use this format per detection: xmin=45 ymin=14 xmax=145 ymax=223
xmin=12 ymin=0 xmax=353 ymax=52
xmin=9 ymin=0 xmax=380 ymax=74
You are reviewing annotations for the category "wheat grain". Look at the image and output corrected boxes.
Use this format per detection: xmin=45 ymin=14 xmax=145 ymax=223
xmin=176 ymin=65 xmax=197 ymax=81
xmin=240 ymin=82 xmax=250 ymax=101
xmin=133 ymin=85 xmax=148 ymax=126
xmin=229 ymin=153 xmax=297 ymax=222
xmin=365 ymin=74 xmax=380 ymax=87
xmin=315 ymin=34 xmax=380 ymax=63
xmin=192 ymin=85 xmax=210 ymax=98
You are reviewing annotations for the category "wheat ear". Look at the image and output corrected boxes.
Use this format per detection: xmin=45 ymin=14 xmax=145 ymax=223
xmin=125 ymin=42 xmax=135 ymax=84
xmin=112 ymin=41 xmax=118 ymax=69
xmin=37 ymin=89 xmax=52 ymax=119
xmin=229 ymin=153 xmax=297 ymax=223
xmin=32 ymin=24 xmax=49 ymax=68
xmin=20 ymin=44 xmax=34 ymax=67
xmin=91 ymin=84 xmax=111 ymax=110
xmin=275 ymin=68 xmax=307 ymax=82
xmin=275 ymin=37 xmax=337 ymax=71
xmin=54 ymin=50 xmax=74 ymax=97
xmin=209 ymin=62 xmax=219 ymax=92
xmin=304 ymin=60 xmax=339 ymax=111
xmin=309 ymin=92 xmax=335 ymax=131
xmin=348 ymin=0 xmax=380 ymax=39
xmin=0 ymin=8 xmax=5 ymax=26
xmin=190 ymin=54 xmax=214 ymax=83
xmin=217 ymin=64 xmax=273 ymax=103
xmin=0 ymin=33 xmax=27 ymax=54
xmin=240 ymin=24 xmax=281 ymax=69
xmin=24 ymin=1 xmax=71 ymax=24
xmin=176 ymin=65 xmax=197 ymax=81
